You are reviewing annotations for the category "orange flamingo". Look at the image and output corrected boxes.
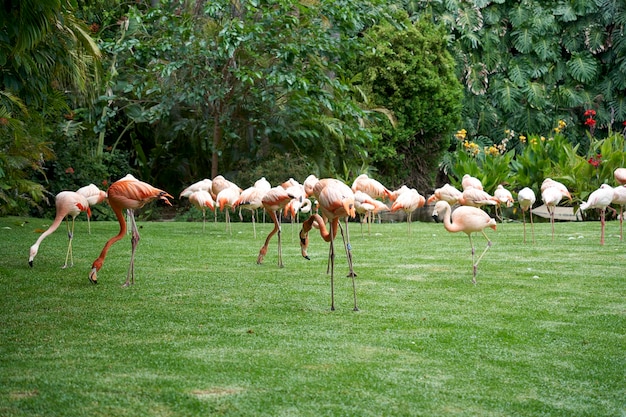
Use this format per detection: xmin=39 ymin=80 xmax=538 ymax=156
xmin=517 ymin=187 xmax=536 ymax=243
xmin=29 ymin=191 xmax=91 ymax=268
xmin=257 ymin=186 xmax=295 ymax=267
xmin=88 ymin=174 xmax=173 ymax=286
xmin=351 ymin=174 xmax=394 ymax=201
xmin=391 ymin=188 xmax=425 ymax=235
xmin=180 ymin=178 xmax=212 ymax=199
xmin=234 ymin=185 xmax=267 ymax=238
xmin=580 ymin=184 xmax=615 ymax=245
xmin=432 ymin=200 xmax=496 ymax=284
xmin=299 ymin=180 xmax=358 ymax=311
xmin=188 ymin=190 xmax=215 ymax=232
xmin=216 ymin=186 xmax=241 ymax=234
xmin=76 ymin=183 xmax=107 ymax=234
xmin=459 ymin=187 xmax=499 ymax=208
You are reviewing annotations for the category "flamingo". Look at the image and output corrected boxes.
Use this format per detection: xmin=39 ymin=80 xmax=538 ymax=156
xmin=215 ymin=186 xmax=241 ymax=234
xmin=493 ymin=184 xmax=514 ymax=222
xmin=234 ymin=185 xmax=267 ymax=238
xmin=351 ymin=174 xmax=395 ymax=201
xmin=432 ymin=200 xmax=496 ymax=284
xmin=354 ymin=190 xmax=383 ymax=236
xmin=188 ymin=190 xmax=215 ymax=232
xmin=391 ymin=188 xmax=425 ymax=235
xmin=299 ymin=181 xmax=358 ymax=311
xmin=29 ymin=191 xmax=91 ymax=268
xmin=517 ymin=187 xmax=536 ymax=243
xmin=88 ymin=174 xmax=173 ymax=286
xmin=614 ymin=168 xmax=626 ymax=185
xmin=303 ymin=174 xmax=320 ymax=198
xmin=427 ymin=183 xmax=463 ymax=205
xmin=76 ymin=184 xmax=107 ymax=234
xmin=461 ymin=174 xmax=483 ymax=191
xmin=458 ymin=187 xmax=499 ymax=208
xmin=612 ymin=185 xmax=626 ymax=241
xmin=580 ymin=184 xmax=615 ymax=245
xmin=179 ymin=178 xmax=212 ymax=199
xmin=541 ymin=179 xmax=571 ymax=240
xmin=257 ymin=186 xmax=295 ymax=267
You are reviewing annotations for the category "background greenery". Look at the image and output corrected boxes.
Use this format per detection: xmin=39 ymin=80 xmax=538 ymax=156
xmin=1 ymin=216 xmax=624 ymax=416
xmin=2 ymin=0 xmax=625 ymax=217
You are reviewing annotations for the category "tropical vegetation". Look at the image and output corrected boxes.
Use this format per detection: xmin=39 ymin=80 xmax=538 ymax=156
xmin=1 ymin=0 xmax=626 ymax=216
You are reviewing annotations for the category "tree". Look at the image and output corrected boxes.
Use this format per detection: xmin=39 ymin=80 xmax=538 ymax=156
xmin=352 ymin=13 xmax=464 ymax=190
xmin=0 ymin=0 xmax=101 ymax=214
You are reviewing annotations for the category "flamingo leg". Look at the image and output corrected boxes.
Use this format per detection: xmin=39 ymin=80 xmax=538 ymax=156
xmin=257 ymin=211 xmax=279 ymax=265
xmin=550 ymin=210 xmax=555 ymax=241
xmin=530 ymin=207 xmax=535 ymax=243
xmin=329 ymin=221 xmax=336 ymax=311
xmin=277 ymin=217 xmax=284 ymax=268
xmin=600 ymin=208 xmax=606 ymax=245
xmin=123 ymin=209 xmax=140 ymax=287
xmin=337 ymin=218 xmax=358 ymax=311
xmin=252 ymin=210 xmax=257 ymax=239
xmin=202 ymin=209 xmax=206 ymax=232
xmin=522 ymin=210 xmax=527 ymax=243
xmin=62 ymin=217 xmax=75 ymax=269
xmin=619 ymin=206 xmax=624 ymax=242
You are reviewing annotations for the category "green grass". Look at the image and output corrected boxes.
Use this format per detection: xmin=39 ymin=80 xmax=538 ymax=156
xmin=1 ymin=214 xmax=625 ymax=416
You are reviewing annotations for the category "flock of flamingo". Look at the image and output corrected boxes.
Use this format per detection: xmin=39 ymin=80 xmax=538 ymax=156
xmin=27 ymin=168 xmax=626 ymax=309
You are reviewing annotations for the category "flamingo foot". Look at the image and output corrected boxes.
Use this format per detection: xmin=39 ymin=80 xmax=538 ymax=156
xmin=28 ymin=260 xmax=33 ymax=268
xmin=346 ymin=272 xmax=357 ymax=278
xmin=353 ymin=307 xmax=359 ymax=312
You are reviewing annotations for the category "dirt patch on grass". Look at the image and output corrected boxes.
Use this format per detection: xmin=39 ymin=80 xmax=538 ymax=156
xmin=191 ymin=387 xmax=244 ymax=399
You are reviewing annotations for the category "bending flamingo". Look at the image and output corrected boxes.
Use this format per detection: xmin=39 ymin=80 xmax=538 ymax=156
xmin=89 ymin=174 xmax=173 ymax=286
xmin=299 ymin=180 xmax=358 ymax=311
xmin=432 ymin=200 xmax=496 ymax=284
xmin=29 ymin=191 xmax=91 ymax=268
xmin=76 ymin=183 xmax=107 ymax=234
xmin=188 ymin=190 xmax=215 ymax=232
xmin=257 ymin=186 xmax=295 ymax=267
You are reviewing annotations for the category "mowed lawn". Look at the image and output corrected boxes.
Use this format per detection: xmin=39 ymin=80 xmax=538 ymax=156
xmin=0 ymin=212 xmax=624 ymax=416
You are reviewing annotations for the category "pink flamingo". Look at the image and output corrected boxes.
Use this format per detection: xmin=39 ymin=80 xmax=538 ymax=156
xmin=432 ymin=200 xmax=497 ymax=284
xmin=580 ymin=184 xmax=615 ymax=245
xmin=427 ymin=183 xmax=463 ymax=205
xmin=461 ymin=174 xmax=483 ymax=191
xmin=89 ymin=174 xmax=173 ymax=286
xmin=391 ymin=188 xmax=425 ymax=235
xmin=300 ymin=180 xmax=358 ymax=311
xmin=76 ymin=183 xmax=107 ymax=234
xmin=493 ymin=184 xmax=514 ymax=222
xmin=257 ymin=186 xmax=295 ymax=267
xmin=517 ymin=187 xmax=536 ymax=243
xmin=612 ymin=185 xmax=626 ymax=240
xmin=188 ymin=190 xmax=215 ymax=232
xmin=29 ymin=191 xmax=91 ymax=268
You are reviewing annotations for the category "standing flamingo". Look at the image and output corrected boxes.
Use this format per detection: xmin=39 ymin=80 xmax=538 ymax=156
xmin=541 ymin=179 xmax=571 ymax=241
xmin=257 ymin=186 xmax=295 ymax=267
xmin=354 ymin=190 xmax=388 ymax=236
xmin=215 ymin=186 xmax=241 ymax=234
xmin=493 ymin=184 xmax=514 ymax=222
xmin=299 ymin=180 xmax=358 ymax=311
xmin=29 ymin=191 xmax=91 ymax=268
xmin=179 ymin=178 xmax=212 ymax=199
xmin=432 ymin=200 xmax=497 ymax=284
xmin=76 ymin=184 xmax=107 ymax=234
xmin=517 ymin=187 xmax=536 ymax=243
xmin=612 ymin=185 xmax=626 ymax=240
xmin=580 ymin=184 xmax=615 ymax=245
xmin=461 ymin=174 xmax=483 ymax=191
xmin=458 ymin=187 xmax=499 ymax=208
xmin=427 ymin=183 xmax=463 ymax=205
xmin=614 ymin=168 xmax=626 ymax=185
xmin=351 ymin=174 xmax=394 ymax=202
xmin=391 ymin=188 xmax=425 ymax=235
xmin=88 ymin=174 xmax=173 ymax=286
xmin=188 ymin=190 xmax=215 ymax=232
xmin=234 ymin=185 xmax=267 ymax=238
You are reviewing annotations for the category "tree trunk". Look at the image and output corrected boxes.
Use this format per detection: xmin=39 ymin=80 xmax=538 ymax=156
xmin=211 ymin=111 xmax=221 ymax=179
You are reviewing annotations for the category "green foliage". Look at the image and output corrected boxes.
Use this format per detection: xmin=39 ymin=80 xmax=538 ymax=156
xmin=352 ymin=14 xmax=463 ymax=190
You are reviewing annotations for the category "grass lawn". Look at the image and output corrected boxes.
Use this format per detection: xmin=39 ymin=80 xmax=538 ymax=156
xmin=1 ymin=213 xmax=624 ymax=416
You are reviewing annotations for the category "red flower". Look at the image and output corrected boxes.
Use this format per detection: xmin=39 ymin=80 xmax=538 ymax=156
xmin=623 ymin=121 xmax=626 ymax=126
xmin=585 ymin=117 xmax=596 ymax=127
xmin=588 ymin=155 xmax=601 ymax=168
xmin=65 ymin=167 xmax=75 ymax=174
xmin=584 ymin=109 xmax=596 ymax=117
xmin=102 ymin=179 xmax=108 ymax=186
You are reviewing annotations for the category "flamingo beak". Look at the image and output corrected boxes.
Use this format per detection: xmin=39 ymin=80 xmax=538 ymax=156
xmin=28 ymin=260 xmax=33 ymax=267
xmin=88 ymin=268 xmax=98 ymax=284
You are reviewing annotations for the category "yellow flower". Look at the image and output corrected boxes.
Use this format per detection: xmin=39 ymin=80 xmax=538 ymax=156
xmin=519 ymin=135 xmax=527 ymax=144
xmin=540 ymin=136 xmax=546 ymax=141
xmin=455 ymin=129 xmax=467 ymax=141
